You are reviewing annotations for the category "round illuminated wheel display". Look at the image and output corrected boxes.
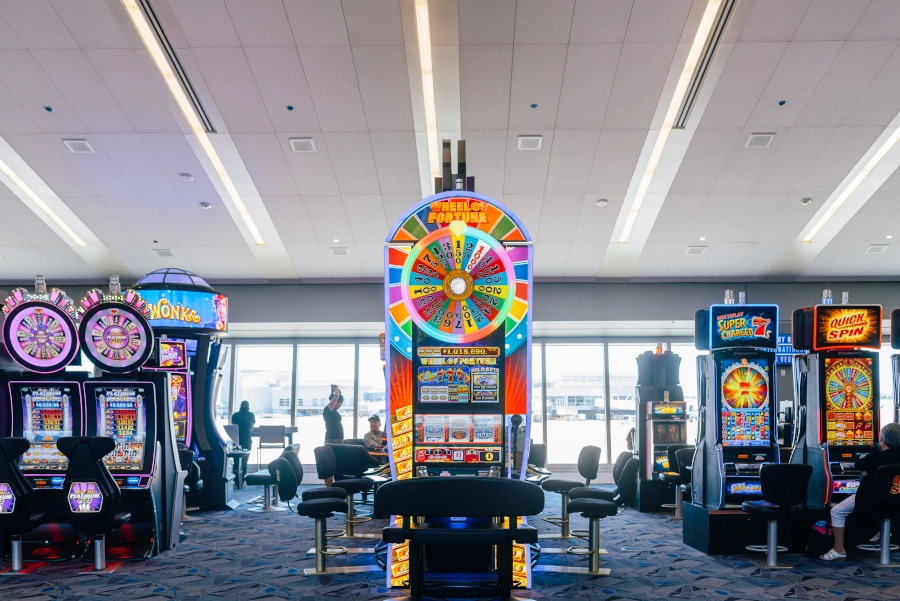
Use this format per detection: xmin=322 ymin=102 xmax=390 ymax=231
xmin=80 ymin=303 xmax=153 ymax=374
xmin=825 ymin=358 xmax=873 ymax=411
xmin=721 ymin=361 xmax=769 ymax=410
xmin=2 ymin=301 xmax=78 ymax=374
xmin=401 ymin=222 xmax=516 ymax=343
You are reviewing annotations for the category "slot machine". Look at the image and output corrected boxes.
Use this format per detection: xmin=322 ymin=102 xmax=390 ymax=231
xmin=384 ymin=192 xmax=533 ymax=590
xmin=692 ymin=292 xmax=779 ymax=510
xmin=78 ymin=278 xmax=185 ymax=559
xmin=0 ymin=279 xmax=87 ymax=560
xmin=891 ymin=309 xmax=900 ymax=426
xmin=133 ymin=268 xmax=234 ymax=510
xmin=634 ymin=347 xmax=687 ymax=512
xmin=790 ymin=291 xmax=882 ymax=509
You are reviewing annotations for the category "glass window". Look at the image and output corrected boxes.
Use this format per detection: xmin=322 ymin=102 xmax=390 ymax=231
xmin=296 ymin=345 xmax=355 ymax=464
xmin=530 ymin=344 xmax=543 ymax=445
xmin=672 ymin=344 xmax=705 ymax=446
xmin=214 ymin=345 xmax=234 ymax=425
xmin=234 ymin=345 xmax=293 ymax=464
xmin=878 ymin=348 xmax=895 ymax=430
xmin=607 ymin=344 xmax=657 ymax=462
xmin=545 ymin=344 xmax=605 ymax=464
xmin=358 ymin=345 xmax=386 ymax=447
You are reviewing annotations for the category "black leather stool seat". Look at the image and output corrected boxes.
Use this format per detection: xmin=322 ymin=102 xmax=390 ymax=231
xmin=741 ymin=500 xmax=782 ymax=518
xmin=245 ymin=471 xmax=277 ymax=486
xmin=24 ymin=511 xmax=46 ymax=529
xmin=568 ymin=498 xmax=617 ymax=518
xmin=569 ymin=487 xmax=615 ymax=502
xmin=335 ymin=477 xmax=372 ymax=495
xmin=302 ymin=487 xmax=347 ymax=501
xmin=112 ymin=512 xmax=131 ymax=528
xmin=542 ymin=479 xmax=584 ymax=494
xmin=297 ymin=498 xmax=347 ymax=518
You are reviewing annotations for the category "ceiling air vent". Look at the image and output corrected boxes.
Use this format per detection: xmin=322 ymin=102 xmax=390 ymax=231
xmin=745 ymin=133 xmax=776 ymax=148
xmin=686 ymin=246 xmax=707 ymax=255
xmin=517 ymin=135 xmax=542 ymax=151
xmin=289 ymin=137 xmax=316 ymax=153
xmin=330 ymin=247 xmax=350 ymax=256
xmin=154 ymin=249 xmax=174 ymax=257
xmin=63 ymin=139 xmax=95 ymax=154
xmin=865 ymin=244 xmax=889 ymax=254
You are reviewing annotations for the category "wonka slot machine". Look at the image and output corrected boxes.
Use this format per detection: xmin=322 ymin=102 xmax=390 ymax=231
xmin=384 ymin=192 xmax=533 ymax=590
xmin=790 ymin=292 xmax=881 ymax=509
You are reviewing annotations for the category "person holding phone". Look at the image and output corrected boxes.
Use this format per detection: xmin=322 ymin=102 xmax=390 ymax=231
xmin=323 ymin=385 xmax=344 ymax=445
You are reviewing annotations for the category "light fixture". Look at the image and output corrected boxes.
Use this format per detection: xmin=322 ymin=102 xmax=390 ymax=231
xmin=121 ymin=0 xmax=265 ymax=246
xmin=180 ymin=172 xmax=194 ymax=181
xmin=333 ymin=238 xmax=339 ymax=243
xmin=0 ymin=155 xmax=86 ymax=246
xmin=414 ymin=0 xmax=440 ymax=179
xmin=618 ymin=0 xmax=722 ymax=244
xmin=799 ymin=197 xmax=812 ymax=206
xmin=802 ymin=124 xmax=900 ymax=242
xmin=199 ymin=201 xmax=211 ymax=210
xmin=596 ymin=199 xmax=608 ymax=207
xmin=887 ymin=235 xmax=893 ymax=239
xmin=699 ymin=236 xmax=706 ymax=241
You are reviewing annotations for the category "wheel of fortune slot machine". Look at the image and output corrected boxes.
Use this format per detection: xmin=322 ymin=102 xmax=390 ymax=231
xmin=383 ymin=192 xmax=534 ymax=589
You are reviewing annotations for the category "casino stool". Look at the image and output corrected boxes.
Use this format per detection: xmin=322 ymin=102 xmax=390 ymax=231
xmin=658 ymin=447 xmax=694 ymax=520
xmin=741 ymin=463 xmax=812 ymax=569
xmin=541 ymin=445 xmax=602 ymax=539
xmin=327 ymin=443 xmax=382 ymax=512
xmin=541 ymin=486 xmax=615 ymax=556
xmin=245 ymin=461 xmax=287 ymax=513
xmin=856 ymin=463 xmax=900 ymax=566
xmin=0 ymin=438 xmax=46 ymax=575
xmin=535 ymin=498 xmax=616 ymax=576
xmin=296 ymin=496 xmax=381 ymax=575
xmin=178 ymin=449 xmax=203 ymax=523
xmin=57 ymin=437 xmax=132 ymax=573
xmin=316 ymin=446 xmax=377 ymax=539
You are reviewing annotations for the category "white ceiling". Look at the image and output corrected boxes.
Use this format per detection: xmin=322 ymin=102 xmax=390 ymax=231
xmin=1 ymin=0 xmax=900 ymax=284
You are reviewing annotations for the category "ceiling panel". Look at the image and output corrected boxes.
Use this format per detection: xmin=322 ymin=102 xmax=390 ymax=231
xmin=459 ymin=45 xmax=513 ymax=131
xmin=283 ymin=0 xmax=349 ymax=46
xmin=300 ymin=195 xmax=355 ymax=246
xmin=586 ymin=129 xmax=647 ymax=192
xmin=737 ymin=0 xmax=811 ymax=43
xmin=503 ymin=130 xmax=553 ymax=194
xmin=564 ymin=242 xmax=606 ymax=279
xmin=644 ymin=193 xmax=707 ymax=244
xmin=669 ymin=129 xmax=741 ymax=193
xmin=277 ymin=132 xmax=341 ymax=196
xmin=508 ymin=44 xmax=567 ymax=130
xmin=342 ymin=0 xmax=404 ymax=46
xmin=532 ymin=242 xmax=571 ymax=278
xmin=324 ymin=132 xmax=380 ymax=195
xmin=698 ymin=243 xmax=754 ymax=278
xmin=458 ymin=0 xmax=515 ymax=45
xmin=0 ymin=12 xmax=21 ymax=49
xmin=793 ymin=0 xmax=871 ymax=42
xmin=93 ymin=134 xmax=178 ymax=197
xmin=165 ymin=0 xmax=240 ymax=48
xmin=140 ymin=133 xmax=221 ymax=198
xmin=298 ymin=46 xmax=368 ymax=132
xmin=232 ymin=133 xmax=299 ymax=196
xmin=191 ymin=47 xmax=273 ymax=133
xmin=369 ymin=131 xmax=420 ymax=195
xmin=632 ymin=243 xmax=679 ymax=278
xmin=514 ymin=0 xmax=575 ymax=45
xmin=462 ymin=130 xmax=507 ymax=200
xmin=721 ymin=193 xmax=786 ymax=243
xmin=570 ymin=0 xmax=632 ymax=44
xmin=842 ymin=45 xmax=900 ymax=126
xmin=625 ymin=0 xmax=692 ymax=43
xmin=51 ymin=0 xmax=131 ymax=49
xmin=4 ymin=134 xmax=96 ymax=197
xmin=0 ymin=50 xmax=87 ymax=133
xmin=682 ymin=193 xmax=747 ymax=245
xmin=214 ymin=244 xmax=265 ymax=279
xmin=604 ymin=42 xmax=677 ymax=129
xmin=353 ymin=45 xmax=415 ymax=132
xmin=285 ymin=244 xmax=334 ymax=279
xmin=261 ymin=195 xmax=318 ymax=243
xmin=500 ymin=194 xmax=542 ymax=239
xmin=187 ymin=196 xmax=247 ymax=246
xmin=796 ymin=126 xmax=884 ymax=191
xmin=0 ymin=80 xmax=40 ymax=133
xmin=555 ymin=43 xmax=620 ymax=130
xmin=710 ymin=127 xmax=788 ymax=193
xmin=0 ymin=0 xmax=77 ymax=48
xmin=52 ymin=137 xmax=137 ymax=198
xmin=733 ymin=242 xmax=790 ymax=279
xmin=751 ymin=127 xmax=835 ymax=193
xmin=572 ymin=192 xmax=623 ymax=243
xmin=756 ymin=192 xmax=825 ymax=243
xmin=244 ymin=46 xmax=320 ymax=132
xmin=544 ymin=130 xmax=600 ymax=194
xmin=850 ymin=0 xmax=900 ymax=41
xmin=224 ymin=0 xmax=294 ymax=47
xmin=536 ymin=193 xmax=583 ymax=242
xmin=341 ymin=195 xmax=388 ymax=245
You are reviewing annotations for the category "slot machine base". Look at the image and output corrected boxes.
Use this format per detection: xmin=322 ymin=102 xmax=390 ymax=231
xmin=632 ymin=479 xmax=674 ymax=513
xmin=683 ymin=503 xmax=812 ymax=556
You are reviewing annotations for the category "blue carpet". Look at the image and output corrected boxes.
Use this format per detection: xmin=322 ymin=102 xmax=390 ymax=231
xmin=3 ymin=484 xmax=900 ymax=600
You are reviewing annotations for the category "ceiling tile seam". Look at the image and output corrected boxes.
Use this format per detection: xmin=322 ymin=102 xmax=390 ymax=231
xmin=785 ymin=1 xmax=816 ymax=44
xmin=748 ymin=127 xmax=840 ymax=194
xmin=547 ymin=3 xmax=577 ymax=134
xmin=340 ymin=0 xmax=372 ymax=133
xmin=840 ymin=42 xmax=900 ymax=127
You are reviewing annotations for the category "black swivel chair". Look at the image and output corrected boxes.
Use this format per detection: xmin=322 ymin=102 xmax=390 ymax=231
xmin=0 ymin=438 xmax=45 ymax=574
xmin=856 ymin=463 xmax=900 ymax=566
xmin=658 ymin=447 xmax=694 ymax=520
xmin=568 ymin=451 xmax=635 ymax=507
xmin=541 ymin=445 xmax=602 ymax=539
xmin=741 ymin=463 xmax=812 ymax=569
xmin=315 ymin=446 xmax=376 ymax=538
xmin=57 ymin=437 xmax=131 ymax=573
xmin=342 ymin=438 xmax=366 ymax=446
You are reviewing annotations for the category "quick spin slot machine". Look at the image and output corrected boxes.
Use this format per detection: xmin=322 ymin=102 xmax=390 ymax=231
xmin=79 ymin=278 xmax=185 ymax=559
xmin=1 ymin=278 xmax=88 ymax=561
xmin=384 ymin=192 xmax=533 ymax=591
xmin=790 ymin=291 xmax=882 ymax=509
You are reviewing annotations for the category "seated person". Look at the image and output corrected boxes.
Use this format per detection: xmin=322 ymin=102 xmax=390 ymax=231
xmin=821 ymin=423 xmax=900 ymax=561
xmin=364 ymin=415 xmax=387 ymax=463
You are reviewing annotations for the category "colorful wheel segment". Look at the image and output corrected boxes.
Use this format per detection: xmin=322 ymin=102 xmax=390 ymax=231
xmin=825 ymin=358 xmax=873 ymax=411
xmin=722 ymin=362 xmax=769 ymax=410
xmin=2 ymin=301 xmax=78 ymax=374
xmin=400 ymin=222 xmax=517 ymax=344
xmin=80 ymin=304 xmax=153 ymax=374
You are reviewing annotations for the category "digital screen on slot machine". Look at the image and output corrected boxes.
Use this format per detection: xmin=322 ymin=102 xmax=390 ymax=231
xmin=414 ymin=328 xmax=504 ymax=404
xmin=414 ymin=414 xmax=502 ymax=443
xmin=832 ymin=479 xmax=859 ymax=495
xmin=654 ymin=452 xmax=670 ymax=472
xmin=18 ymin=385 xmax=76 ymax=471
xmin=414 ymin=446 xmax=502 ymax=464
xmin=95 ymin=386 xmax=147 ymax=471
xmin=726 ymin=480 xmax=762 ymax=495
xmin=823 ymin=356 xmax=875 ymax=446
xmin=169 ymin=372 xmax=188 ymax=443
xmin=718 ymin=355 xmax=772 ymax=447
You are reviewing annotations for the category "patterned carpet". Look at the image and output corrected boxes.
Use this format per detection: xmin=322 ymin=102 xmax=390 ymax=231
xmin=3 ymin=484 xmax=900 ymax=601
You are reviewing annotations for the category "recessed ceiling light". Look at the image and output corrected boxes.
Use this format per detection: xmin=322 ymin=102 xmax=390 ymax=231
xmin=333 ymin=238 xmax=339 ymax=243
xmin=180 ymin=172 xmax=194 ymax=181
xmin=530 ymin=103 xmax=538 ymax=109
xmin=44 ymin=106 xmax=52 ymax=112
xmin=199 ymin=202 xmax=211 ymax=210
xmin=799 ymin=197 xmax=812 ymax=206
xmin=596 ymin=199 xmax=608 ymax=207
xmin=286 ymin=105 xmax=294 ymax=111
xmin=887 ymin=235 xmax=893 ymax=239
xmin=699 ymin=237 xmax=706 ymax=241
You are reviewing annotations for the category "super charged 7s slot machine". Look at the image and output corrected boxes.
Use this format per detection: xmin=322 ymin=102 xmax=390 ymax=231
xmin=384 ymin=192 xmax=533 ymax=590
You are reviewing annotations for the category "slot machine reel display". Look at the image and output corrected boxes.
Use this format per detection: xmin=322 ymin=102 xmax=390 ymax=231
xmin=385 ymin=192 xmax=533 ymax=590
xmin=790 ymin=295 xmax=882 ymax=509
xmin=692 ymin=299 xmax=779 ymax=510
xmin=1 ymin=280 xmax=88 ymax=561
xmin=79 ymin=279 xmax=185 ymax=558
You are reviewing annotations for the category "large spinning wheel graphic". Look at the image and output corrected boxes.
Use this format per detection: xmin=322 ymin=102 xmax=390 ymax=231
xmin=721 ymin=359 xmax=769 ymax=410
xmin=400 ymin=222 xmax=517 ymax=343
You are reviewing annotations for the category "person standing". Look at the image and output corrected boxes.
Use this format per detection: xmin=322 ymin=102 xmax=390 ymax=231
xmin=231 ymin=400 xmax=255 ymax=477
xmin=323 ymin=385 xmax=344 ymax=445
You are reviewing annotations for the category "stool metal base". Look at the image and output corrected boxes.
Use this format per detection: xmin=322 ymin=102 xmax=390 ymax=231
xmin=857 ymin=518 xmax=900 ymax=566
xmin=744 ymin=520 xmax=792 ymax=569
xmin=0 ymin=562 xmax=44 ymax=575
xmin=540 ymin=546 xmax=608 ymax=555
xmin=307 ymin=546 xmax=376 ymax=555
xmin=248 ymin=505 xmax=287 ymax=512
xmin=534 ymin=565 xmax=611 ymax=576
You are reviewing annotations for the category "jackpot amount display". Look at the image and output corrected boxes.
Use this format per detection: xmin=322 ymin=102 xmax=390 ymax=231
xmin=824 ymin=357 xmax=875 ymax=446
xmin=21 ymin=387 xmax=72 ymax=470
xmin=720 ymin=358 xmax=771 ymax=447
xmin=97 ymin=388 xmax=146 ymax=471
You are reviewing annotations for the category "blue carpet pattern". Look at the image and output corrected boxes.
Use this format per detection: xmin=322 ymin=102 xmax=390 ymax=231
xmin=3 ymin=485 xmax=900 ymax=600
